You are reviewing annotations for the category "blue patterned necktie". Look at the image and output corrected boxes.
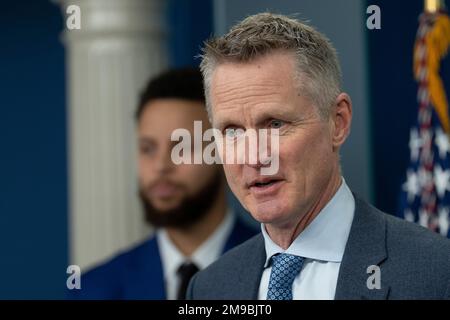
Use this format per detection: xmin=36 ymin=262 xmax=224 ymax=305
xmin=267 ymin=253 xmax=305 ymax=300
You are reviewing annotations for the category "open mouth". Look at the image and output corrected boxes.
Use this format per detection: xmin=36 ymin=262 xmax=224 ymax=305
xmin=253 ymin=180 xmax=279 ymax=187
xmin=248 ymin=179 xmax=284 ymax=197
xmin=248 ymin=178 xmax=283 ymax=190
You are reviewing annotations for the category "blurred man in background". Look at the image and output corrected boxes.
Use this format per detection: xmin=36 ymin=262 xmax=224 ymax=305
xmin=68 ymin=68 xmax=256 ymax=299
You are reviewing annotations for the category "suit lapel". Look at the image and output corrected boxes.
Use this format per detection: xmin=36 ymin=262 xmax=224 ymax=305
xmin=235 ymin=234 xmax=266 ymax=299
xmin=219 ymin=216 xmax=262 ymax=299
xmin=335 ymin=196 xmax=389 ymax=300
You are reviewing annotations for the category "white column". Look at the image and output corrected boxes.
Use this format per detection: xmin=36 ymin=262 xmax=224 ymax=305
xmin=57 ymin=0 xmax=167 ymax=269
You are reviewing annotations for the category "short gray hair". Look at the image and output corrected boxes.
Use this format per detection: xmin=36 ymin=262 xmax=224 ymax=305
xmin=200 ymin=12 xmax=342 ymax=120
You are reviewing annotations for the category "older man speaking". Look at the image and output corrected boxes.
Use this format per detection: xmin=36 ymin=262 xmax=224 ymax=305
xmin=187 ymin=13 xmax=450 ymax=300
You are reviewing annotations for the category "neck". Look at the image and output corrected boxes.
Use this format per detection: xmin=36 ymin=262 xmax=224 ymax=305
xmin=266 ymin=169 xmax=343 ymax=250
xmin=166 ymin=185 xmax=227 ymax=257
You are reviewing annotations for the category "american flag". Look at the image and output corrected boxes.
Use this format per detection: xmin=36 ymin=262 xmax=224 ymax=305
xmin=398 ymin=8 xmax=450 ymax=238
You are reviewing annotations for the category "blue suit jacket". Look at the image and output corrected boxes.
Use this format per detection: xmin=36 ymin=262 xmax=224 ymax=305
xmin=187 ymin=196 xmax=450 ymax=300
xmin=68 ymin=217 xmax=257 ymax=299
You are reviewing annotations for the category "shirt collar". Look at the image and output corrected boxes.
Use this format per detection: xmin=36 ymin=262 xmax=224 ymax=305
xmin=157 ymin=209 xmax=235 ymax=279
xmin=262 ymin=178 xmax=355 ymax=266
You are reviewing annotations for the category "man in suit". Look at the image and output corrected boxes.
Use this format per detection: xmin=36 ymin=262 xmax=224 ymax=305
xmin=68 ymin=68 xmax=256 ymax=300
xmin=187 ymin=13 xmax=450 ymax=300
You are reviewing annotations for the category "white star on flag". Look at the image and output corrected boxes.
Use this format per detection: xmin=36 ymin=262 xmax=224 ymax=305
xmin=434 ymin=165 xmax=450 ymax=198
xmin=404 ymin=209 xmax=415 ymax=222
xmin=409 ymin=128 xmax=422 ymax=161
xmin=418 ymin=166 xmax=433 ymax=187
xmin=435 ymin=128 xmax=450 ymax=159
xmin=419 ymin=209 xmax=429 ymax=228
xmin=438 ymin=207 xmax=449 ymax=237
xmin=402 ymin=169 xmax=420 ymax=202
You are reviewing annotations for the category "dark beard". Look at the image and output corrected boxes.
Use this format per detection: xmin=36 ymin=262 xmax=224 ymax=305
xmin=139 ymin=170 xmax=223 ymax=229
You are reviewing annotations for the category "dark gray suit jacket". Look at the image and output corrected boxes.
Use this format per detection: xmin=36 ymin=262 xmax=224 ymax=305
xmin=187 ymin=196 xmax=450 ymax=299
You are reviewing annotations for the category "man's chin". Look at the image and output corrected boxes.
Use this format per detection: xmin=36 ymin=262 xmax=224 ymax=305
xmin=154 ymin=203 xmax=180 ymax=214
xmin=150 ymin=199 xmax=183 ymax=211
xmin=248 ymin=200 xmax=290 ymax=224
xmin=140 ymin=170 xmax=223 ymax=229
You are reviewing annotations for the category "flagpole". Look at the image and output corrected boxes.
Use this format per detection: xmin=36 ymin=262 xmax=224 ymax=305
xmin=425 ymin=0 xmax=445 ymax=13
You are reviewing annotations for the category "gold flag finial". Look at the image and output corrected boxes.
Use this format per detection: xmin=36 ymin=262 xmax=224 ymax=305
xmin=425 ymin=0 xmax=445 ymax=13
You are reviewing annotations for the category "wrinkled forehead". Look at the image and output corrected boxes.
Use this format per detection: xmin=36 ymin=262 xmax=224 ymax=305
xmin=209 ymin=52 xmax=300 ymax=122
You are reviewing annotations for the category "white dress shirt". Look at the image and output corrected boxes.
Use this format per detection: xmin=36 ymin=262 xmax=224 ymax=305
xmin=157 ymin=209 xmax=235 ymax=300
xmin=258 ymin=178 xmax=355 ymax=300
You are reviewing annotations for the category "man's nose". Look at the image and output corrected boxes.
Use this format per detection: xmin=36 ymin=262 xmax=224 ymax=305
xmin=243 ymin=137 xmax=272 ymax=169
xmin=155 ymin=149 xmax=174 ymax=174
xmin=245 ymin=152 xmax=272 ymax=169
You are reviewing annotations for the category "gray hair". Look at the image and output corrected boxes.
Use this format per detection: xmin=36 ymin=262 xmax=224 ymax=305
xmin=200 ymin=12 xmax=342 ymax=120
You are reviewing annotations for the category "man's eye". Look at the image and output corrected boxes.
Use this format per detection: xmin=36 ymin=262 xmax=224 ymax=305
xmin=269 ymin=119 xmax=285 ymax=129
xmin=140 ymin=145 xmax=155 ymax=155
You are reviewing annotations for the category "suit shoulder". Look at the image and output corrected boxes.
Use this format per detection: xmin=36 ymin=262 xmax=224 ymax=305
xmin=67 ymin=236 xmax=157 ymax=299
xmin=383 ymin=211 xmax=450 ymax=255
xmin=188 ymin=233 xmax=264 ymax=299
xmin=355 ymin=197 xmax=450 ymax=255
xmin=378 ymin=211 xmax=450 ymax=297
xmin=378 ymin=209 xmax=450 ymax=290
xmin=87 ymin=236 xmax=157 ymax=275
xmin=214 ymin=233 xmax=263 ymax=268
xmin=194 ymin=233 xmax=262 ymax=282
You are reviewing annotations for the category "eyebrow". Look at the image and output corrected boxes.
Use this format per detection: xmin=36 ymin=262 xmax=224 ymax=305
xmin=138 ymin=137 xmax=156 ymax=144
xmin=214 ymin=109 xmax=295 ymax=130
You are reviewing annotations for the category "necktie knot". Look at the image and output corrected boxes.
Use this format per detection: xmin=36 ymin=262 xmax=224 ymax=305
xmin=267 ymin=253 xmax=304 ymax=300
xmin=177 ymin=262 xmax=199 ymax=300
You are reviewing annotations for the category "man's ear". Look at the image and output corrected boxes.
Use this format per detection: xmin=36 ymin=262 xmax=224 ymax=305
xmin=331 ymin=93 xmax=352 ymax=149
